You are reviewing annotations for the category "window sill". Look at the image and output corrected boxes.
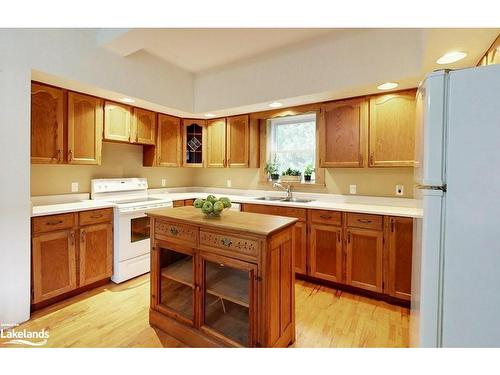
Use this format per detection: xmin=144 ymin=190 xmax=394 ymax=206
xmin=258 ymin=180 xmax=326 ymax=188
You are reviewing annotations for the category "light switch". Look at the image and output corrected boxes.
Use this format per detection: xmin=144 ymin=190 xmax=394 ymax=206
xmin=161 ymin=179 xmax=166 ymax=187
xmin=396 ymin=185 xmax=404 ymax=196
xmin=349 ymin=185 xmax=357 ymax=195
xmin=71 ymin=182 xmax=79 ymax=193
xmin=227 ymin=180 xmax=232 ymax=188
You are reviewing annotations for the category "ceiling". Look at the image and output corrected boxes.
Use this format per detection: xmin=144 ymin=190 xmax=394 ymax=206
xmin=99 ymin=28 xmax=339 ymax=73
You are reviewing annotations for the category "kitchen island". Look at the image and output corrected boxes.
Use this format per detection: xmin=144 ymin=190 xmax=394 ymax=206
xmin=147 ymin=206 xmax=297 ymax=347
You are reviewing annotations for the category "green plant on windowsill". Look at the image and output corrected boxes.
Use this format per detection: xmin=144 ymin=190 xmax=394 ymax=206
xmin=303 ymin=165 xmax=315 ymax=182
xmin=281 ymin=168 xmax=302 ymax=182
xmin=265 ymin=155 xmax=280 ymax=181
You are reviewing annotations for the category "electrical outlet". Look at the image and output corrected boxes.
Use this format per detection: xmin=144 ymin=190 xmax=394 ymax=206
xmin=227 ymin=179 xmax=232 ymax=188
xmin=71 ymin=182 xmax=79 ymax=193
xmin=161 ymin=179 xmax=166 ymax=187
xmin=349 ymin=185 xmax=357 ymax=195
xmin=396 ymin=184 xmax=404 ymax=196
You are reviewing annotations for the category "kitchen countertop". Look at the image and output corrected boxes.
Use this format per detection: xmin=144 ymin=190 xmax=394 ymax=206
xmin=150 ymin=191 xmax=423 ymax=218
xmin=31 ymin=200 xmax=115 ymax=217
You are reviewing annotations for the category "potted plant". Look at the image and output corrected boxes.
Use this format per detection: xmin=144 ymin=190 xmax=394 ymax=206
xmin=304 ymin=165 xmax=315 ymax=182
xmin=281 ymin=167 xmax=302 ymax=183
xmin=265 ymin=155 xmax=280 ymax=181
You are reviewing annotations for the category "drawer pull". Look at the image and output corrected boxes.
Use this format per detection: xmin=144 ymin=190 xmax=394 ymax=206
xmin=90 ymin=214 xmax=103 ymax=219
xmin=219 ymin=263 xmax=225 ymax=267
xmin=221 ymin=238 xmax=233 ymax=247
xmin=170 ymin=227 xmax=179 ymax=236
xmin=320 ymin=214 xmax=332 ymax=219
xmin=357 ymin=219 xmax=372 ymax=224
xmin=46 ymin=220 xmax=63 ymax=226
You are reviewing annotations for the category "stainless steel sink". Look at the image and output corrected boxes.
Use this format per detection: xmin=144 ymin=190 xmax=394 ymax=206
xmin=254 ymin=197 xmax=314 ymax=203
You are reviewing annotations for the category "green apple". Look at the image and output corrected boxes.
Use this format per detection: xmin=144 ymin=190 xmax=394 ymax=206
xmin=193 ymin=198 xmax=204 ymax=208
xmin=201 ymin=201 xmax=213 ymax=215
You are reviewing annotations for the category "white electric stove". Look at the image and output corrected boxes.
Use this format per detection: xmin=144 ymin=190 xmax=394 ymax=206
xmin=91 ymin=178 xmax=173 ymax=283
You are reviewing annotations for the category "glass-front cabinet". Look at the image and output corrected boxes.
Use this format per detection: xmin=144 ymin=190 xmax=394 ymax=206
xmin=182 ymin=119 xmax=205 ymax=167
xmin=200 ymin=253 xmax=258 ymax=347
xmin=157 ymin=246 xmax=195 ymax=324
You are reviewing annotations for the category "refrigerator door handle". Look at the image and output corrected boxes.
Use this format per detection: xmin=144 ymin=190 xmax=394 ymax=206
xmin=415 ymin=184 xmax=447 ymax=192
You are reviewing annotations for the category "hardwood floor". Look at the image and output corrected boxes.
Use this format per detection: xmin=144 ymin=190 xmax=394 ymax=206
xmin=0 ymin=275 xmax=409 ymax=348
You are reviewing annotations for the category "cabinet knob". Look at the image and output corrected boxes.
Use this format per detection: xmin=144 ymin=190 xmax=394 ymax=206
xmin=68 ymin=149 xmax=73 ymax=161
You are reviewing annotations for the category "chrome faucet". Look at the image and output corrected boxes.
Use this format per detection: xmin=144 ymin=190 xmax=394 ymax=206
xmin=273 ymin=182 xmax=293 ymax=200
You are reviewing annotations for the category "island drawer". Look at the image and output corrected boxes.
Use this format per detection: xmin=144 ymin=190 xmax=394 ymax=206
xmin=346 ymin=212 xmax=383 ymax=231
xmin=309 ymin=209 xmax=342 ymax=226
xmin=154 ymin=220 xmax=198 ymax=245
xmin=32 ymin=213 xmax=76 ymax=234
xmin=79 ymin=208 xmax=113 ymax=226
xmin=199 ymin=229 xmax=259 ymax=260
xmin=241 ymin=203 xmax=307 ymax=222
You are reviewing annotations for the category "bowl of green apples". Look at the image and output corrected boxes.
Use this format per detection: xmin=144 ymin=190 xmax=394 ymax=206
xmin=193 ymin=195 xmax=232 ymax=217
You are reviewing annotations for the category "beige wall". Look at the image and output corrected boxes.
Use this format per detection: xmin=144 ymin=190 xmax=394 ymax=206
xmin=31 ymin=142 xmax=194 ymax=196
xmin=191 ymin=167 xmax=414 ymax=198
xmin=32 ymin=142 xmax=414 ymax=198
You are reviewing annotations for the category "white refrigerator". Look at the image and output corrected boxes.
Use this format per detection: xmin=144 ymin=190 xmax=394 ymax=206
xmin=411 ymin=65 xmax=500 ymax=347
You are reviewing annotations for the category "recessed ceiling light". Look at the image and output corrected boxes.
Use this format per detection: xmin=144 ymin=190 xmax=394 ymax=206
xmin=120 ymin=97 xmax=135 ymax=103
xmin=269 ymin=102 xmax=283 ymax=108
xmin=204 ymin=113 xmax=216 ymax=118
xmin=377 ymin=82 xmax=399 ymax=90
xmin=436 ymin=51 xmax=467 ymax=65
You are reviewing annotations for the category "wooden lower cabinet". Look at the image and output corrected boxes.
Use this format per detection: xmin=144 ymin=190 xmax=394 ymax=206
xmin=309 ymin=224 xmax=343 ymax=283
xmin=31 ymin=209 xmax=113 ymax=306
xmin=345 ymin=228 xmax=384 ymax=293
xmin=79 ymin=223 xmax=113 ymax=286
xmin=32 ymin=230 xmax=77 ymax=304
xmin=293 ymin=222 xmax=307 ymax=275
xmin=386 ymin=216 xmax=413 ymax=301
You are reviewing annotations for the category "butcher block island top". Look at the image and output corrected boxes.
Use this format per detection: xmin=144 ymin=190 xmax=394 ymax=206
xmin=147 ymin=206 xmax=297 ymax=347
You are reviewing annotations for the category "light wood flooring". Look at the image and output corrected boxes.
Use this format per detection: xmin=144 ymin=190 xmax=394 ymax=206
xmin=0 ymin=275 xmax=409 ymax=348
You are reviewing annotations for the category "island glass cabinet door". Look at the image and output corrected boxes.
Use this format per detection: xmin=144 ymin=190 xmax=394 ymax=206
xmin=199 ymin=252 xmax=258 ymax=347
xmin=154 ymin=243 xmax=196 ymax=325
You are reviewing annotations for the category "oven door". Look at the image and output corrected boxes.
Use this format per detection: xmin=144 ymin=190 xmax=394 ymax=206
xmin=118 ymin=209 xmax=152 ymax=262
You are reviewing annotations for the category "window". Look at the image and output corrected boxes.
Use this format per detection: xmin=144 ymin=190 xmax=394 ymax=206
xmin=268 ymin=113 xmax=316 ymax=180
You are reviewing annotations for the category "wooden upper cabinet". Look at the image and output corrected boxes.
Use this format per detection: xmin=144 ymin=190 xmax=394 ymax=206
xmin=79 ymin=223 xmax=113 ymax=287
xmin=226 ymin=115 xmax=249 ymax=167
xmin=67 ymin=92 xmax=103 ymax=165
xmin=182 ymin=119 xmax=206 ymax=167
xmin=309 ymin=224 xmax=343 ymax=282
xmin=368 ymin=90 xmax=416 ymax=167
xmin=31 ymin=83 xmax=64 ymax=164
xmin=132 ymin=107 xmax=156 ymax=145
xmin=206 ymin=118 xmax=227 ymax=168
xmin=155 ymin=114 xmax=182 ymax=167
xmin=345 ymin=228 xmax=383 ymax=293
xmin=320 ymin=98 xmax=367 ymax=167
xmin=32 ymin=230 xmax=77 ymax=303
xmin=104 ymin=101 xmax=132 ymax=142
xmin=386 ymin=217 xmax=413 ymax=301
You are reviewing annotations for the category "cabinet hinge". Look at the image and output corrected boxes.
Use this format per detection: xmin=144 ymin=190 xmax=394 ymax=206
xmin=382 ymin=281 xmax=385 ymax=290
xmin=256 ymin=276 xmax=263 ymax=282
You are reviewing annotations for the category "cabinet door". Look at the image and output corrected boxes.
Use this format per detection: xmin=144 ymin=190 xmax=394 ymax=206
xmin=132 ymin=107 xmax=156 ymax=145
xmin=309 ymin=224 xmax=343 ymax=282
xmin=294 ymin=222 xmax=308 ymax=275
xmin=386 ymin=217 xmax=413 ymax=300
xmin=368 ymin=90 xmax=416 ymax=167
xmin=183 ymin=119 xmax=206 ymax=167
xmin=32 ymin=231 xmax=77 ymax=303
xmin=31 ymin=83 xmax=64 ymax=164
xmin=154 ymin=114 xmax=181 ymax=167
xmin=345 ymin=228 xmax=383 ymax=293
xmin=154 ymin=244 xmax=196 ymax=326
xmin=320 ymin=98 xmax=367 ymax=167
xmin=206 ymin=118 xmax=227 ymax=168
xmin=79 ymin=223 xmax=113 ymax=286
xmin=104 ymin=101 xmax=132 ymax=142
xmin=226 ymin=115 xmax=249 ymax=167
xmin=200 ymin=252 xmax=258 ymax=347
xmin=67 ymin=92 xmax=103 ymax=165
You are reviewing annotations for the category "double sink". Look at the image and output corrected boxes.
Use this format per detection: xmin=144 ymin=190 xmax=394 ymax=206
xmin=254 ymin=196 xmax=314 ymax=204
